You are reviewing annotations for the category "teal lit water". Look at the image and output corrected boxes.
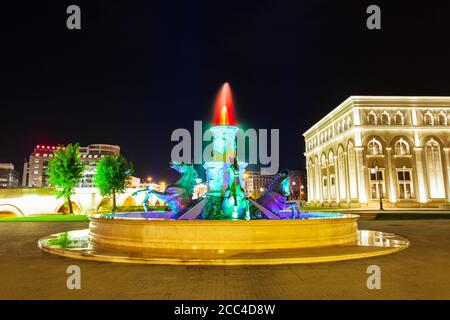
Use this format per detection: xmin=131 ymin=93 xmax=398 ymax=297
xmin=99 ymin=211 xmax=345 ymax=220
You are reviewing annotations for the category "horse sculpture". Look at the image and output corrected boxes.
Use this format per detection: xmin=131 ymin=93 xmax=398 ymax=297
xmin=221 ymin=159 xmax=249 ymax=220
xmin=256 ymin=171 xmax=301 ymax=219
xmin=132 ymin=161 xmax=198 ymax=215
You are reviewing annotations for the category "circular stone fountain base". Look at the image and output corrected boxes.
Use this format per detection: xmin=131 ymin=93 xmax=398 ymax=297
xmin=37 ymin=214 xmax=409 ymax=265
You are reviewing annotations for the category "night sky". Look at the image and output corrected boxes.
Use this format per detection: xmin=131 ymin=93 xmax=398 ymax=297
xmin=2 ymin=0 xmax=450 ymax=182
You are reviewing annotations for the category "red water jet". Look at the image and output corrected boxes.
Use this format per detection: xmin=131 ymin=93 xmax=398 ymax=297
xmin=213 ymin=82 xmax=236 ymax=126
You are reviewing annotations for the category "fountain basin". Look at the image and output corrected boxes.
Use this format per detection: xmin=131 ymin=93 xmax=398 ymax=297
xmin=38 ymin=212 xmax=409 ymax=265
xmin=89 ymin=212 xmax=359 ymax=253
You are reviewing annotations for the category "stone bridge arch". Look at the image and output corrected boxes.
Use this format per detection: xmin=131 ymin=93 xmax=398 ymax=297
xmin=0 ymin=204 xmax=24 ymax=217
xmin=53 ymin=198 xmax=82 ymax=214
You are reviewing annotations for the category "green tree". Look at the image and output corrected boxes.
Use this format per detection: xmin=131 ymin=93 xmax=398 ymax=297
xmin=94 ymin=155 xmax=133 ymax=212
xmin=48 ymin=143 xmax=84 ymax=214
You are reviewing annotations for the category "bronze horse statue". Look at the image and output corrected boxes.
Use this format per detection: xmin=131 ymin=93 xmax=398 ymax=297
xmin=256 ymin=171 xmax=300 ymax=218
xmin=132 ymin=161 xmax=198 ymax=215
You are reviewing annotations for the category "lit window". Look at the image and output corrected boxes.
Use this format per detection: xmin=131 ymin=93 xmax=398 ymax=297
xmin=397 ymin=169 xmax=413 ymax=199
xmin=367 ymin=111 xmax=377 ymax=125
xmin=34 ymin=159 xmax=39 ymax=163
xmin=369 ymin=169 xmax=384 ymax=199
xmin=424 ymin=111 xmax=434 ymax=125
xmin=321 ymin=154 xmax=327 ymax=168
xmin=395 ymin=139 xmax=410 ymax=155
xmin=44 ymin=154 xmax=48 ymax=157
xmin=381 ymin=111 xmax=390 ymax=125
xmin=328 ymin=151 xmax=334 ymax=165
xmin=367 ymin=138 xmax=382 ymax=155
xmin=425 ymin=139 xmax=445 ymax=198
xmin=394 ymin=111 xmax=404 ymax=125
xmin=438 ymin=112 xmax=447 ymax=125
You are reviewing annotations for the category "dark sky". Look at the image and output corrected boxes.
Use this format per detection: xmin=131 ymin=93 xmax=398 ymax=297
xmin=2 ymin=0 xmax=450 ymax=182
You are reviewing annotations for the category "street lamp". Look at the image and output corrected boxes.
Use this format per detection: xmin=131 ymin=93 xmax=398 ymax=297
xmin=370 ymin=159 xmax=383 ymax=210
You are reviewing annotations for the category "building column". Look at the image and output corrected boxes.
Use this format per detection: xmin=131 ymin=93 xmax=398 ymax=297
xmin=326 ymin=161 xmax=331 ymax=204
xmin=334 ymin=155 xmax=340 ymax=204
xmin=344 ymin=152 xmax=351 ymax=203
xmin=414 ymin=147 xmax=428 ymax=203
xmin=316 ymin=160 xmax=322 ymax=203
xmin=386 ymin=147 xmax=397 ymax=203
xmin=306 ymin=166 xmax=311 ymax=202
xmin=443 ymin=148 xmax=450 ymax=202
xmin=306 ymin=164 xmax=314 ymax=203
xmin=355 ymin=147 xmax=367 ymax=204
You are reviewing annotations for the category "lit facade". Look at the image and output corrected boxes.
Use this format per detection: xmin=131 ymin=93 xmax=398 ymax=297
xmin=244 ymin=171 xmax=275 ymax=198
xmin=0 ymin=163 xmax=19 ymax=188
xmin=304 ymin=96 xmax=450 ymax=208
xmin=78 ymin=144 xmax=121 ymax=187
xmin=23 ymin=144 xmax=120 ymax=188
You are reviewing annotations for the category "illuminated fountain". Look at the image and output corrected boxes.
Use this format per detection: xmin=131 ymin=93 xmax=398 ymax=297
xmin=38 ymin=83 xmax=409 ymax=265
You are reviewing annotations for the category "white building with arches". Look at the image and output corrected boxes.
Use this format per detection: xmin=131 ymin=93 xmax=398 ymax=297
xmin=303 ymin=96 xmax=450 ymax=208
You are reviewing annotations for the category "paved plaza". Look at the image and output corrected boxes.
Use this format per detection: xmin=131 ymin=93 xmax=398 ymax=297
xmin=0 ymin=219 xmax=449 ymax=299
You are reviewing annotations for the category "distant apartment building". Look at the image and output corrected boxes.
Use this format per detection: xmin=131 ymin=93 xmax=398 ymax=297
xmin=0 ymin=163 xmax=19 ymax=188
xmin=244 ymin=171 xmax=276 ymax=199
xmin=23 ymin=144 xmax=120 ymax=188
xmin=78 ymin=144 xmax=121 ymax=187
xmin=244 ymin=170 xmax=305 ymax=200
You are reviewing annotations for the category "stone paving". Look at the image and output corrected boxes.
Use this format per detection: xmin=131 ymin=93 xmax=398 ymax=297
xmin=0 ymin=220 xmax=449 ymax=299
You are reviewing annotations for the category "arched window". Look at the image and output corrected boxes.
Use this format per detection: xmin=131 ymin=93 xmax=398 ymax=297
xmin=381 ymin=111 xmax=390 ymax=125
xmin=321 ymin=154 xmax=327 ymax=168
xmin=367 ymin=111 xmax=377 ymax=125
xmin=425 ymin=139 xmax=445 ymax=198
xmin=347 ymin=142 xmax=357 ymax=199
xmin=438 ymin=112 xmax=447 ymax=125
xmin=367 ymin=138 xmax=382 ymax=155
xmin=424 ymin=111 xmax=434 ymax=125
xmin=328 ymin=150 xmax=334 ymax=166
xmin=394 ymin=138 xmax=410 ymax=155
xmin=394 ymin=111 xmax=404 ymax=125
xmin=337 ymin=146 xmax=347 ymax=199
